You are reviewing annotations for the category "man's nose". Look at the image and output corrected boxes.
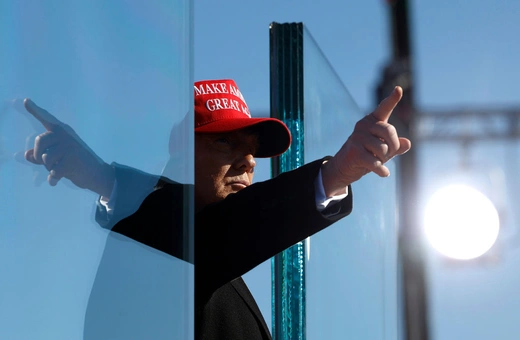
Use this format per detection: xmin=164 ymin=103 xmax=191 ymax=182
xmin=234 ymin=152 xmax=256 ymax=173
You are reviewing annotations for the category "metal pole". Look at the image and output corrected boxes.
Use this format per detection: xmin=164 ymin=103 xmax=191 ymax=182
xmin=376 ymin=0 xmax=430 ymax=339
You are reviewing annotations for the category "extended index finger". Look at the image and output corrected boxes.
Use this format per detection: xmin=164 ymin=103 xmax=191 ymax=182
xmin=371 ymin=86 xmax=403 ymax=122
xmin=23 ymin=98 xmax=62 ymax=131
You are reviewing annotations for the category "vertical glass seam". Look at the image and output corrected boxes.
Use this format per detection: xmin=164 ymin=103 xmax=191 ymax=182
xmin=269 ymin=22 xmax=306 ymax=340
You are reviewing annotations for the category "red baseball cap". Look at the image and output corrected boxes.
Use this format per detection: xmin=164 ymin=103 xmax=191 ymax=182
xmin=194 ymin=79 xmax=291 ymax=158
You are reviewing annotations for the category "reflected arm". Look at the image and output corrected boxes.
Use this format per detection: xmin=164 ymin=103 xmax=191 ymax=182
xmin=95 ymin=164 xmax=194 ymax=263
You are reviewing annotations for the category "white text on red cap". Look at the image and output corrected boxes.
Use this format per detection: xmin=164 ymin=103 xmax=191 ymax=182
xmin=194 ymin=82 xmax=251 ymax=117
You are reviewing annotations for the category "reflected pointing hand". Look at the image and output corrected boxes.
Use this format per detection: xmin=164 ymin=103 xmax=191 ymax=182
xmin=22 ymin=99 xmax=115 ymax=197
xmin=13 ymin=133 xmax=52 ymax=187
xmin=321 ymin=86 xmax=412 ymax=196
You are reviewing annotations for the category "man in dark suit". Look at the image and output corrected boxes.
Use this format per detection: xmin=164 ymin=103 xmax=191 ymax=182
xmin=21 ymin=79 xmax=411 ymax=339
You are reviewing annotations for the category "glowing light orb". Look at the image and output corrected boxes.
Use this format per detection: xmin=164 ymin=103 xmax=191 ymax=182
xmin=424 ymin=184 xmax=500 ymax=260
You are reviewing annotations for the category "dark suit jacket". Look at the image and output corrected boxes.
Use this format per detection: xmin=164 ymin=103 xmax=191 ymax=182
xmin=96 ymin=158 xmax=353 ymax=339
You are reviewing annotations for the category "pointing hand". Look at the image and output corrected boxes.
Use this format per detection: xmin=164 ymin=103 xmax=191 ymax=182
xmin=321 ymin=86 xmax=412 ymax=196
xmin=22 ymin=99 xmax=115 ymax=197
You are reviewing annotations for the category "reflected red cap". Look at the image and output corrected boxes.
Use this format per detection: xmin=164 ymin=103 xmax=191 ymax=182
xmin=194 ymin=79 xmax=291 ymax=158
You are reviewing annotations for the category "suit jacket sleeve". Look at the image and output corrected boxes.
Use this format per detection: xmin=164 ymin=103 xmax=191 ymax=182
xmin=95 ymin=163 xmax=194 ymax=264
xmin=196 ymin=157 xmax=353 ymax=301
xmin=95 ymin=163 xmax=161 ymax=230
xmin=96 ymin=158 xmax=353 ymax=297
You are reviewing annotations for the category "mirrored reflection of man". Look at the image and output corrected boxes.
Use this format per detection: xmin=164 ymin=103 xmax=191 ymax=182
xmin=21 ymin=79 xmax=411 ymax=339
xmin=19 ymin=100 xmax=194 ymax=339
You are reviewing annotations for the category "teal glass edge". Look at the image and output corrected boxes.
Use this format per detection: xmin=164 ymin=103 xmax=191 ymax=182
xmin=269 ymin=22 xmax=306 ymax=340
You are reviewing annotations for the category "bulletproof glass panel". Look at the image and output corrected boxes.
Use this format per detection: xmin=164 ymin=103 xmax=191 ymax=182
xmin=0 ymin=2 xmax=194 ymax=339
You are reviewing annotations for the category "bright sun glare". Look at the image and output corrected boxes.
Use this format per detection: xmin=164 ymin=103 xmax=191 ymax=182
xmin=424 ymin=184 xmax=500 ymax=260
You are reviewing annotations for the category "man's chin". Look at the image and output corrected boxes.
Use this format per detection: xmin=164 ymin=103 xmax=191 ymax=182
xmin=229 ymin=183 xmax=247 ymax=191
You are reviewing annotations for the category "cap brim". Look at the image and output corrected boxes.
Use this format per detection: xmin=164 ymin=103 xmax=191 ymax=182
xmin=195 ymin=118 xmax=291 ymax=158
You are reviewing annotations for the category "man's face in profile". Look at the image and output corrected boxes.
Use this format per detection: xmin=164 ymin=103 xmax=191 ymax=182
xmin=194 ymin=129 xmax=259 ymax=210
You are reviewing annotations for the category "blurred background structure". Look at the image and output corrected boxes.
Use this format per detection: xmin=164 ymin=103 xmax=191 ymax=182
xmin=376 ymin=1 xmax=428 ymax=339
xmin=377 ymin=1 xmax=520 ymax=339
